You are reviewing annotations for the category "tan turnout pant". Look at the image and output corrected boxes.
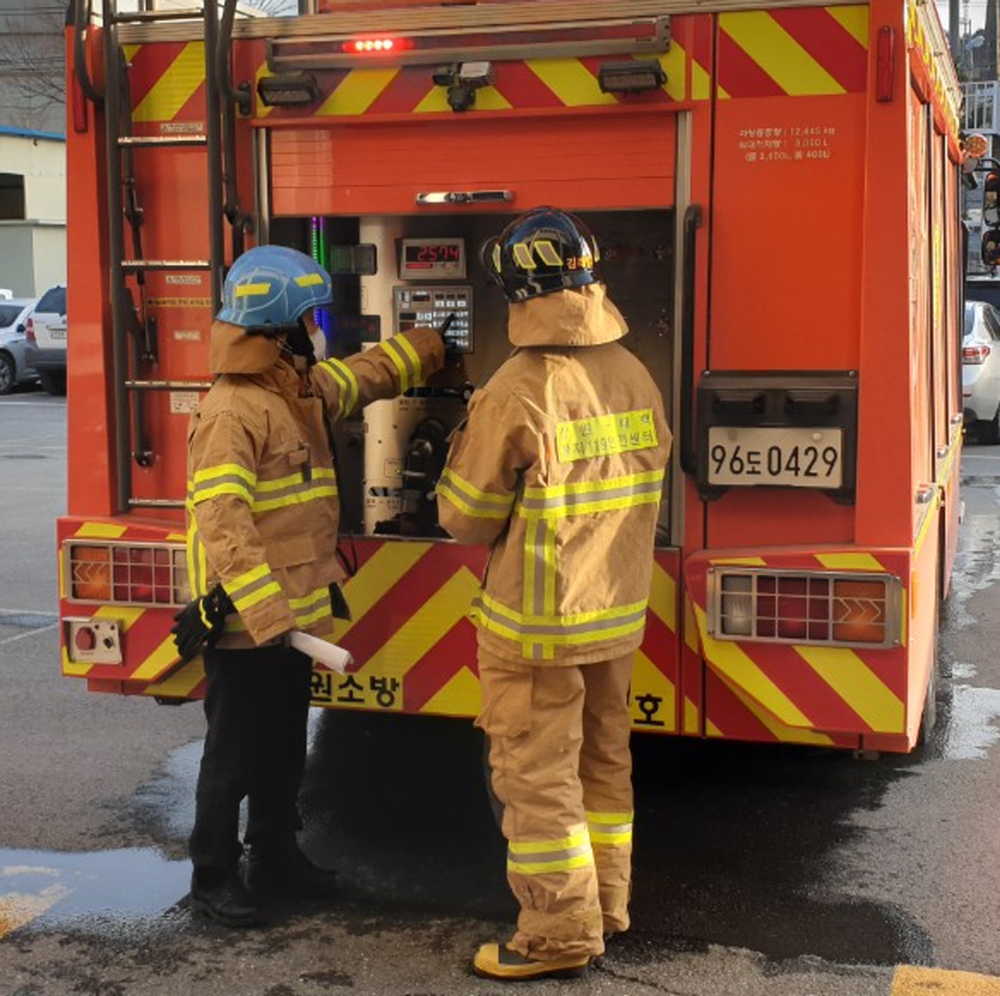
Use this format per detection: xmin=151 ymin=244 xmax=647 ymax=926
xmin=476 ymin=649 xmax=635 ymax=961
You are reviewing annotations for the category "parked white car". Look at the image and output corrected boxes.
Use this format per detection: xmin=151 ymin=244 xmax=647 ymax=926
xmin=963 ymin=299 xmax=1000 ymax=443
xmin=0 ymin=298 xmax=40 ymax=395
xmin=24 ymin=284 xmax=67 ymax=395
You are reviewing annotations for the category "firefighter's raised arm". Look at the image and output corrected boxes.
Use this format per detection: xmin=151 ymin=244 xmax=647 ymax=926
xmin=309 ymin=325 xmax=445 ymax=423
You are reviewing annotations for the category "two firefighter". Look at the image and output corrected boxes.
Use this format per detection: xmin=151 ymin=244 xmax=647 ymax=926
xmin=173 ymin=208 xmax=670 ymax=980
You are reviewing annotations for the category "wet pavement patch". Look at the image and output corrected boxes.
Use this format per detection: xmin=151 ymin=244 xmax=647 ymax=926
xmin=0 ymin=848 xmax=190 ymax=937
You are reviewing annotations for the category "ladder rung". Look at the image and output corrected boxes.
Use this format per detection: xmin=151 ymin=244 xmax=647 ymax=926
xmin=126 ymin=380 xmax=214 ymax=391
xmin=118 ymin=135 xmax=207 ymax=147
xmin=120 ymin=260 xmax=211 ymax=271
xmin=128 ymin=498 xmax=186 ymax=509
xmin=111 ymin=8 xmax=205 ymax=24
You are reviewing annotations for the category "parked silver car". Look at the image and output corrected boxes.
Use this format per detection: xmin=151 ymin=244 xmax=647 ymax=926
xmin=24 ymin=284 xmax=67 ymax=395
xmin=963 ymin=299 xmax=1000 ymax=443
xmin=0 ymin=298 xmax=39 ymax=395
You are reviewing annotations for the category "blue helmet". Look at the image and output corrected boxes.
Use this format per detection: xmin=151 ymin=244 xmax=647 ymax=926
xmin=217 ymin=245 xmax=332 ymax=329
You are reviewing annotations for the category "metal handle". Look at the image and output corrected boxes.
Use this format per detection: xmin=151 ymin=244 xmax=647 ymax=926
xmin=915 ymin=485 xmax=937 ymax=505
xmin=679 ymin=204 xmax=702 ymax=475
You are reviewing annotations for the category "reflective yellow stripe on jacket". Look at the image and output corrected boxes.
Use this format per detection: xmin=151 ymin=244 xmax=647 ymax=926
xmin=474 ymin=592 xmax=650 ymax=658
xmin=316 ymin=357 xmax=359 ymax=420
xmin=225 ymin=563 xmax=283 ymax=613
xmin=188 ymin=465 xmax=338 ymax=515
xmin=437 ymin=467 xmax=516 ymax=519
xmin=481 ymin=469 xmax=665 ymax=659
xmin=507 ymin=829 xmax=594 ymax=876
xmin=381 ymin=334 xmax=423 ymax=394
xmin=225 ymin=585 xmax=332 ymax=631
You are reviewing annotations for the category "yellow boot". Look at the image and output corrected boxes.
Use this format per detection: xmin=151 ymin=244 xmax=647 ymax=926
xmin=472 ymin=942 xmax=590 ymax=981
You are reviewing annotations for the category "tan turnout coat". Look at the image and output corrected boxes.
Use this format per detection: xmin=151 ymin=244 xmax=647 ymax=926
xmin=185 ymin=321 xmax=444 ymax=650
xmin=437 ymin=284 xmax=671 ymax=666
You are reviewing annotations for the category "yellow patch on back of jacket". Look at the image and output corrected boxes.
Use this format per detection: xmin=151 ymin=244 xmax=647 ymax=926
xmin=555 ymin=409 xmax=659 ymax=463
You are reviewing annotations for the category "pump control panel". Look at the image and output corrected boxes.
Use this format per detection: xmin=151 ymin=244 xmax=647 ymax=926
xmin=393 ymin=285 xmax=473 ymax=353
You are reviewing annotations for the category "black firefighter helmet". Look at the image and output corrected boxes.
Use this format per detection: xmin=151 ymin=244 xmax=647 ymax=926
xmin=482 ymin=207 xmax=600 ymax=303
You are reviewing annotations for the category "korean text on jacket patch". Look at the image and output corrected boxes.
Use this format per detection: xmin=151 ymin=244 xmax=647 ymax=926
xmin=556 ymin=409 xmax=659 ymax=463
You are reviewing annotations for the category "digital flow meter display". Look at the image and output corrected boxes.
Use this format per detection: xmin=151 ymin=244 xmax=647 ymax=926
xmin=393 ymin=286 xmax=473 ymax=353
xmin=399 ymin=238 xmax=467 ymax=281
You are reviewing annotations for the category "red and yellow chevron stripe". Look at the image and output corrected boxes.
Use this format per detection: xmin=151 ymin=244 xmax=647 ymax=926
xmin=683 ymin=550 xmax=909 ymax=747
xmin=58 ymin=522 xmax=684 ymax=731
xmin=58 ymin=518 xmax=188 ymax=689
xmin=709 ymin=6 xmax=868 ymax=101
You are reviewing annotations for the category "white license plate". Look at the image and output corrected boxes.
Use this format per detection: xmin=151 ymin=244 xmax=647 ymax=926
xmin=707 ymin=427 xmax=843 ymax=488
xmin=50 ymin=328 xmax=67 ymax=339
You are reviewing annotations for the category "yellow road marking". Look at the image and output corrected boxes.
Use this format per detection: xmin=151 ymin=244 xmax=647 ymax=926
xmin=0 ymin=867 xmax=69 ymax=940
xmin=893 ymin=967 xmax=1000 ymax=995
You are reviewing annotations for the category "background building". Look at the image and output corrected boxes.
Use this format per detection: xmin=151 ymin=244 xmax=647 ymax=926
xmin=0 ymin=126 xmax=66 ymax=297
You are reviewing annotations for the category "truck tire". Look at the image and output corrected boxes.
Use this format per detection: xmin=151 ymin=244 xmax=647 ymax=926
xmin=38 ymin=369 xmax=66 ymax=395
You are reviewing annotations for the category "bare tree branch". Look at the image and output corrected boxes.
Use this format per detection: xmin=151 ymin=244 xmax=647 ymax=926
xmin=0 ymin=7 xmax=65 ymax=129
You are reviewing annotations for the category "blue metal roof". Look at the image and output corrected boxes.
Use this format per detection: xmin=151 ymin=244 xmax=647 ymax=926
xmin=0 ymin=126 xmax=65 ymax=142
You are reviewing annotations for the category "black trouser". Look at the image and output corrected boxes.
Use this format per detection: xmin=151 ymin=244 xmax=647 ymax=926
xmin=189 ymin=644 xmax=313 ymax=884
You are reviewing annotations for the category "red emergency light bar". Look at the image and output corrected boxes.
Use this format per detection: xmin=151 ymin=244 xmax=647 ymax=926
xmin=268 ymin=18 xmax=669 ymax=71
xmin=346 ymin=37 xmax=411 ymax=54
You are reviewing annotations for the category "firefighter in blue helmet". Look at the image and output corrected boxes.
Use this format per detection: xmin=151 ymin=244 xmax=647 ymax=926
xmin=173 ymin=245 xmax=445 ymax=927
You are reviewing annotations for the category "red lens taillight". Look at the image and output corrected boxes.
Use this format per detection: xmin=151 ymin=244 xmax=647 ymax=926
xmin=714 ymin=570 xmax=896 ymax=646
xmin=25 ymin=317 xmax=35 ymax=343
xmin=755 ymin=576 xmax=832 ymax=641
xmin=963 ymin=344 xmax=991 ymax=364
xmin=68 ymin=543 xmax=189 ymax=605
xmin=344 ymin=37 xmax=409 ymax=54
xmin=112 ymin=546 xmax=175 ymax=604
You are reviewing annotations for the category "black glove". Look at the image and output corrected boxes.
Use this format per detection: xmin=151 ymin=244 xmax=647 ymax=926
xmin=171 ymin=584 xmax=235 ymax=661
xmin=329 ymin=583 xmax=352 ymax=621
xmin=437 ymin=312 xmax=457 ymax=349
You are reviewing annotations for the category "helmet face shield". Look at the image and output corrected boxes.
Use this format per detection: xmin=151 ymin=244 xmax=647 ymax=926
xmin=218 ymin=245 xmax=333 ymax=329
xmin=482 ymin=207 xmax=599 ymax=303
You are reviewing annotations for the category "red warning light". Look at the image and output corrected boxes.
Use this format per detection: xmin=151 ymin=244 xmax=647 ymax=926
xmin=345 ymin=37 xmax=410 ymax=55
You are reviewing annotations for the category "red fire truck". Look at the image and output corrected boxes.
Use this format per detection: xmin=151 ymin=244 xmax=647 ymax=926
xmin=61 ymin=0 xmax=964 ymax=753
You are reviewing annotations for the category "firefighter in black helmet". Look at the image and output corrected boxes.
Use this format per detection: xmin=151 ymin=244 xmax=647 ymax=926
xmin=440 ymin=207 xmax=671 ymax=981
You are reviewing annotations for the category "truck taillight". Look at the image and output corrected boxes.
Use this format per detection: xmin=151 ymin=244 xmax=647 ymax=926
xmin=709 ymin=570 xmax=901 ymax=648
xmin=344 ymin=37 xmax=409 ymax=54
xmin=963 ymin=344 xmax=991 ymax=364
xmin=66 ymin=542 xmax=190 ymax=606
xmin=25 ymin=316 xmax=35 ymax=343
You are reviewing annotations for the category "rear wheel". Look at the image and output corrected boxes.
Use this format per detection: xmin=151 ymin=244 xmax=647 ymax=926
xmin=37 ymin=369 xmax=66 ymax=395
xmin=0 ymin=353 xmax=15 ymax=395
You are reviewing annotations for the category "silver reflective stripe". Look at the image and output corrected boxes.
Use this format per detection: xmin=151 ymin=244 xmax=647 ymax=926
xmin=519 ymin=475 xmax=664 ymax=515
xmin=437 ymin=470 xmax=513 ymax=518
xmin=476 ymin=598 xmax=648 ymax=638
xmin=229 ymin=571 xmax=276 ymax=604
xmin=508 ymin=842 xmax=592 ymax=865
xmin=382 ymin=336 xmax=418 ymax=393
